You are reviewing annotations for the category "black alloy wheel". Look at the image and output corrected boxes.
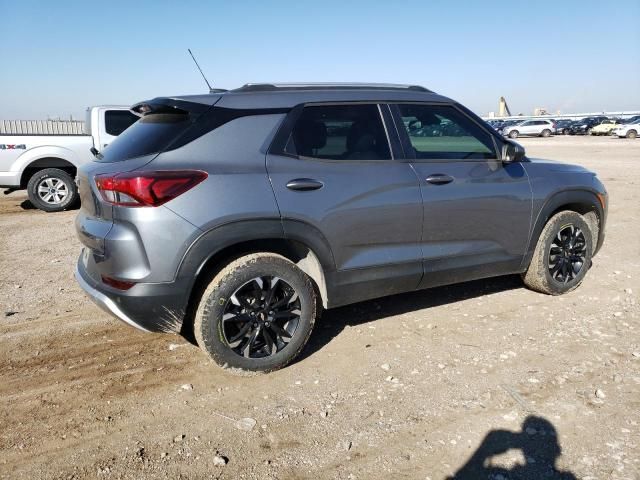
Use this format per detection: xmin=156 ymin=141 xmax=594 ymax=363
xmin=222 ymin=276 xmax=301 ymax=359
xmin=548 ymin=224 xmax=587 ymax=284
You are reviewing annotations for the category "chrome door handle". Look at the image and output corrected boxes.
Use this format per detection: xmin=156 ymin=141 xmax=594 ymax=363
xmin=286 ymin=178 xmax=324 ymax=191
xmin=426 ymin=174 xmax=454 ymax=185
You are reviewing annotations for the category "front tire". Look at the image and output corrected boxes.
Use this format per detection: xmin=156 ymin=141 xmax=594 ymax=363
xmin=27 ymin=168 xmax=78 ymax=212
xmin=508 ymin=130 xmax=519 ymax=139
xmin=522 ymin=211 xmax=593 ymax=295
xmin=627 ymin=129 xmax=638 ymax=139
xmin=194 ymin=253 xmax=318 ymax=373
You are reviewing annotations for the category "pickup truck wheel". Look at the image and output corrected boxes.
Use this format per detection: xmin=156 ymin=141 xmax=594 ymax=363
xmin=508 ymin=130 xmax=519 ymax=139
xmin=194 ymin=253 xmax=317 ymax=373
xmin=541 ymin=129 xmax=551 ymax=137
xmin=27 ymin=168 xmax=78 ymax=212
xmin=627 ymin=129 xmax=638 ymax=139
xmin=522 ymin=211 xmax=593 ymax=295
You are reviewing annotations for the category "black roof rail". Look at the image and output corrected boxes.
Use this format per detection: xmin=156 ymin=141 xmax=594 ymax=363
xmin=233 ymin=83 xmax=433 ymax=93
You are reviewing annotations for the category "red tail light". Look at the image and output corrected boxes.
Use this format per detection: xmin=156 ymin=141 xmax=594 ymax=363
xmin=95 ymin=170 xmax=207 ymax=207
xmin=101 ymin=275 xmax=136 ymax=290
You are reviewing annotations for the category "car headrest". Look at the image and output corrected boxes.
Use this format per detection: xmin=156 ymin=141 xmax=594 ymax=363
xmin=347 ymin=122 xmax=377 ymax=152
xmin=294 ymin=119 xmax=327 ymax=153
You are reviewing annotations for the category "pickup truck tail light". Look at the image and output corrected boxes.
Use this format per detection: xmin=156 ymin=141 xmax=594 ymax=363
xmin=95 ymin=170 xmax=207 ymax=207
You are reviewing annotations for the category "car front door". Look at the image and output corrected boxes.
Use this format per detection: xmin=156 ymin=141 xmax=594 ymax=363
xmin=390 ymin=103 xmax=533 ymax=289
xmin=267 ymin=103 xmax=424 ymax=306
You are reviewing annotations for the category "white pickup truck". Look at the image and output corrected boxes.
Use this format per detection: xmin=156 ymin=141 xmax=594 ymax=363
xmin=0 ymin=106 xmax=137 ymax=212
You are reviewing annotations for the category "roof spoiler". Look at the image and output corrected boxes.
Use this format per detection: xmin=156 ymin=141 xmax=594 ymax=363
xmin=130 ymin=97 xmax=211 ymax=117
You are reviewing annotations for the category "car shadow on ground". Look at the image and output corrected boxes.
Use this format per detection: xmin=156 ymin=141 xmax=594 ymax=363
xmin=19 ymin=199 xmax=80 ymax=211
xmin=297 ymin=274 xmax=523 ymax=362
xmin=19 ymin=200 xmax=37 ymax=210
xmin=447 ymin=415 xmax=577 ymax=479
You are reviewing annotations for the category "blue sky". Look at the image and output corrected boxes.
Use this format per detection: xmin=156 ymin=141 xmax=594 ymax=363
xmin=0 ymin=0 xmax=638 ymax=119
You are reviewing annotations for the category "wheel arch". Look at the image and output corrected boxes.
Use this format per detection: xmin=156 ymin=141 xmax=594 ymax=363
xmin=522 ymin=188 xmax=605 ymax=271
xmin=20 ymin=157 xmax=78 ymax=188
xmin=177 ymin=219 xmax=335 ymax=337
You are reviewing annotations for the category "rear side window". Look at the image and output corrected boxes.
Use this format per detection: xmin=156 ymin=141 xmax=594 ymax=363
xmin=398 ymin=104 xmax=496 ymax=160
xmin=283 ymin=104 xmax=391 ymax=161
xmin=104 ymin=110 xmax=139 ymax=136
xmin=99 ymin=113 xmax=192 ymax=162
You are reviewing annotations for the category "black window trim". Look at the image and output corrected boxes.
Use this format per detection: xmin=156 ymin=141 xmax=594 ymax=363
xmin=268 ymin=101 xmax=401 ymax=163
xmin=388 ymin=102 xmax=502 ymax=163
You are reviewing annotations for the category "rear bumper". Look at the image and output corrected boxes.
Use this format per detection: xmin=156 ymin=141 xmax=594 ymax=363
xmin=75 ymin=255 xmax=190 ymax=333
xmin=75 ymin=263 xmax=151 ymax=332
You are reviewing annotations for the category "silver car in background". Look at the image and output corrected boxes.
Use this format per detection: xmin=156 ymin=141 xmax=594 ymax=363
xmin=503 ymin=119 xmax=555 ymax=139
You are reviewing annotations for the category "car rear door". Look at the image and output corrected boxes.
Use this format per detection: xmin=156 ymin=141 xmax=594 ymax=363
xmin=389 ymin=103 xmax=533 ymax=289
xmin=266 ymin=103 xmax=424 ymax=306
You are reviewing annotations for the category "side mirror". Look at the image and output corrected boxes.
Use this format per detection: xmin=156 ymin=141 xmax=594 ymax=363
xmin=502 ymin=139 xmax=526 ymax=163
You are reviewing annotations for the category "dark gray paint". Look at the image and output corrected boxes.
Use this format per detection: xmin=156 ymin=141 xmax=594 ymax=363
xmin=74 ymin=85 xmax=607 ymax=332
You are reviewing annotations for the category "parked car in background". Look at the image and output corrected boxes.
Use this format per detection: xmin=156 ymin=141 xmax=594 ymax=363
xmin=486 ymin=120 xmax=504 ymax=132
xmin=493 ymin=119 xmax=521 ymax=135
xmin=566 ymin=117 xmax=610 ymax=135
xmin=503 ymin=119 xmax=555 ymax=139
xmin=554 ymin=119 xmax=574 ymax=135
xmin=622 ymin=115 xmax=640 ymax=124
xmin=74 ymin=82 xmax=607 ymax=372
xmin=612 ymin=119 xmax=640 ymax=139
xmin=590 ymin=119 xmax=623 ymax=136
xmin=0 ymin=106 xmax=137 ymax=211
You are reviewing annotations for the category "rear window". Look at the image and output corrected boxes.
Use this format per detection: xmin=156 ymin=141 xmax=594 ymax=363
xmin=99 ymin=113 xmax=192 ymax=162
xmin=283 ymin=104 xmax=391 ymax=161
xmin=104 ymin=110 xmax=139 ymax=136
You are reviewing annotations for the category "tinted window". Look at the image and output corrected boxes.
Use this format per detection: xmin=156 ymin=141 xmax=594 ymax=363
xmin=284 ymin=104 xmax=391 ymax=160
xmin=99 ymin=113 xmax=192 ymax=162
xmin=398 ymin=104 xmax=496 ymax=160
xmin=104 ymin=110 xmax=139 ymax=136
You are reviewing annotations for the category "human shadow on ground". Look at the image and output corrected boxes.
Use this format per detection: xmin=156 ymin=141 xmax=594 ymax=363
xmin=447 ymin=416 xmax=577 ymax=480
xmin=298 ymin=274 xmax=523 ymax=362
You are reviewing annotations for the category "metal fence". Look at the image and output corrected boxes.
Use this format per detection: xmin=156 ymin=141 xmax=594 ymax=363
xmin=0 ymin=119 xmax=86 ymax=136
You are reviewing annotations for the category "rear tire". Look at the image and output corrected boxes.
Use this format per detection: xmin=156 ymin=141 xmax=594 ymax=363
xmin=508 ymin=130 xmax=519 ymax=139
xmin=26 ymin=168 xmax=78 ymax=212
xmin=194 ymin=253 xmax=318 ymax=373
xmin=522 ymin=211 xmax=593 ymax=295
xmin=627 ymin=129 xmax=638 ymax=139
xmin=541 ymin=129 xmax=551 ymax=137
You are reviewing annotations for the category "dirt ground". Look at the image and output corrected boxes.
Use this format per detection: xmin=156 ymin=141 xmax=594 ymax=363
xmin=1 ymin=136 xmax=639 ymax=480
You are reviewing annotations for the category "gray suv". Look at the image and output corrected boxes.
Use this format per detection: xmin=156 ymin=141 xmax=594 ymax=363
xmin=75 ymin=83 xmax=607 ymax=372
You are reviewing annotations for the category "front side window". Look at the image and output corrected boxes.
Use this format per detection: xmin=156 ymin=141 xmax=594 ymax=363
xmin=104 ymin=110 xmax=139 ymax=136
xmin=284 ymin=104 xmax=391 ymax=160
xmin=398 ymin=104 xmax=496 ymax=160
